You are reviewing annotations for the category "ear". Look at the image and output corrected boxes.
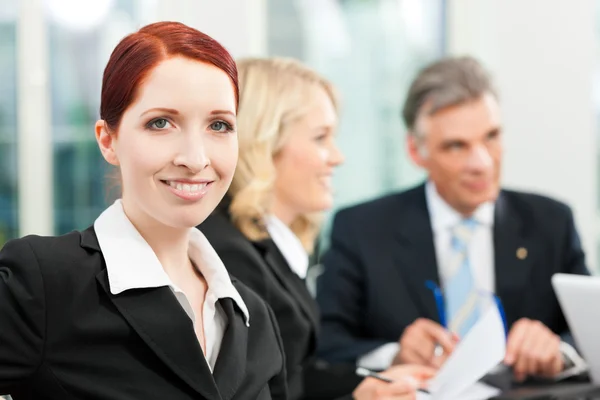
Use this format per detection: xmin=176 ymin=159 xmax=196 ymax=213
xmin=95 ymin=120 xmax=119 ymax=166
xmin=407 ymin=133 xmax=428 ymax=168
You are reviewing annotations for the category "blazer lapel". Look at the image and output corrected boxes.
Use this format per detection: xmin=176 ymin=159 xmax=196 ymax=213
xmin=258 ymin=239 xmax=320 ymax=333
xmin=391 ymin=185 xmax=441 ymax=322
xmin=213 ymin=297 xmax=248 ymax=400
xmin=493 ymin=193 xmax=534 ymax=328
xmin=82 ymin=228 xmax=221 ymax=400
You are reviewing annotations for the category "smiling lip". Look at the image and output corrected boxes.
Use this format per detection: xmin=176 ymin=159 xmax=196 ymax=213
xmin=319 ymin=174 xmax=333 ymax=188
xmin=161 ymin=179 xmax=214 ymax=201
xmin=464 ymin=180 xmax=491 ymax=191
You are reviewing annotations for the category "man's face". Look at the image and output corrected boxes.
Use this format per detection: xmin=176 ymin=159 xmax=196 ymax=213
xmin=408 ymin=93 xmax=503 ymax=215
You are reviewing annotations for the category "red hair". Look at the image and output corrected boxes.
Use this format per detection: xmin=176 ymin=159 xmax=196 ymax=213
xmin=100 ymin=21 xmax=239 ymax=132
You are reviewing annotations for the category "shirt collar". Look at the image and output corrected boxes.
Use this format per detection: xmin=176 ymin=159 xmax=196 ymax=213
xmin=94 ymin=199 xmax=250 ymax=325
xmin=265 ymin=215 xmax=309 ymax=279
xmin=425 ymin=181 xmax=495 ymax=233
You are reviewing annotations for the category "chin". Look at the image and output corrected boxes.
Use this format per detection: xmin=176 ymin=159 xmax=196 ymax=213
xmin=159 ymin=215 xmax=204 ymax=229
xmin=177 ymin=217 xmax=209 ymax=229
xmin=483 ymin=186 xmax=500 ymax=202
xmin=164 ymin=204 xmax=216 ymax=228
xmin=315 ymin=197 xmax=334 ymax=213
xmin=467 ymin=192 xmax=498 ymax=210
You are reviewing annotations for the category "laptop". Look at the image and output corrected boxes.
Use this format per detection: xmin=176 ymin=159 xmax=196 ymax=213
xmin=552 ymin=273 xmax=600 ymax=384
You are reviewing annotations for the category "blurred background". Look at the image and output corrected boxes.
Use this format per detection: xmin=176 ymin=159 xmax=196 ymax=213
xmin=0 ymin=0 xmax=598 ymax=270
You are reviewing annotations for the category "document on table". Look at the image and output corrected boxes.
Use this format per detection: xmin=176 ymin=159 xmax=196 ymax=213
xmin=417 ymin=304 xmax=506 ymax=400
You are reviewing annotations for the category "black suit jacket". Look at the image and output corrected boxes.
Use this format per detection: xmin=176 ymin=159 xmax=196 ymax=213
xmin=200 ymin=207 xmax=362 ymax=400
xmin=0 ymin=227 xmax=287 ymax=400
xmin=316 ymin=184 xmax=590 ymax=364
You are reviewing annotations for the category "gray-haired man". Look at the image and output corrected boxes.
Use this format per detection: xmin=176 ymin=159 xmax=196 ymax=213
xmin=316 ymin=56 xmax=589 ymax=381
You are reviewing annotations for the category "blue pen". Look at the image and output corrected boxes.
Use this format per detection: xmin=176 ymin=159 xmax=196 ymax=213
xmin=425 ymin=280 xmax=448 ymax=358
xmin=493 ymin=295 xmax=509 ymax=339
xmin=425 ymin=280 xmax=446 ymax=327
xmin=426 ymin=282 xmax=508 ymax=343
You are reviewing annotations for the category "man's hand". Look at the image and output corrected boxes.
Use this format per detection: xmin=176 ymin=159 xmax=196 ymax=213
xmin=353 ymin=365 xmax=435 ymax=400
xmin=504 ymin=318 xmax=563 ymax=381
xmin=394 ymin=318 xmax=459 ymax=368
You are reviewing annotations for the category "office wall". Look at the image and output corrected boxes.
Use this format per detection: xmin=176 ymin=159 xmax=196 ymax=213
xmin=261 ymin=0 xmax=446 ymax=253
xmin=156 ymin=0 xmax=267 ymax=58
xmin=1 ymin=0 xmax=269 ymax=245
xmin=4 ymin=0 xmax=598 ymax=265
xmin=447 ymin=0 xmax=598 ymax=270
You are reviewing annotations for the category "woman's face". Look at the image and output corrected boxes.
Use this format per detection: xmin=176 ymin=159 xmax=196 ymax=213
xmin=272 ymin=86 xmax=344 ymax=222
xmin=96 ymin=56 xmax=238 ymax=229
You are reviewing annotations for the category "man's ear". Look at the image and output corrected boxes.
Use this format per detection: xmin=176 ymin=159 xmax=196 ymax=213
xmin=407 ymin=134 xmax=427 ymax=167
xmin=95 ymin=120 xmax=119 ymax=166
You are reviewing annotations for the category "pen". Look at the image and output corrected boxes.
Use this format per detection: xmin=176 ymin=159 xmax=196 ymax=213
xmin=355 ymin=367 xmax=431 ymax=394
xmin=493 ymin=294 xmax=508 ymax=339
xmin=426 ymin=282 xmax=509 ymax=340
xmin=425 ymin=280 xmax=446 ymax=327
xmin=426 ymin=280 xmax=447 ymax=358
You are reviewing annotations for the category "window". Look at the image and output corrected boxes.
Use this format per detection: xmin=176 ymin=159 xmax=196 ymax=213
xmin=46 ymin=0 xmax=159 ymax=234
xmin=0 ymin=1 xmax=18 ymax=247
xmin=268 ymin=0 xmax=446 ymax=250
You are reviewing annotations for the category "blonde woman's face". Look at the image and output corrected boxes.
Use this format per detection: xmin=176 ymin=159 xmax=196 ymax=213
xmin=272 ymin=87 xmax=344 ymax=219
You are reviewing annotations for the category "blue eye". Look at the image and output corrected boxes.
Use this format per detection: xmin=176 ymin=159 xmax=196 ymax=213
xmin=147 ymin=118 xmax=171 ymax=130
xmin=210 ymin=120 xmax=233 ymax=133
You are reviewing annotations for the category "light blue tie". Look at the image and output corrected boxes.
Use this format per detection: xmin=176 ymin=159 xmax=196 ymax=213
xmin=445 ymin=218 xmax=480 ymax=338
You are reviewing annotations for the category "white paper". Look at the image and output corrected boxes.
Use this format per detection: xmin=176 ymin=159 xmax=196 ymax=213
xmin=419 ymin=305 xmax=506 ymax=400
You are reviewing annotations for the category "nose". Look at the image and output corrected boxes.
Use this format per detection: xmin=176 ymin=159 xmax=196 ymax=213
xmin=466 ymin=144 xmax=493 ymax=172
xmin=328 ymin=142 xmax=345 ymax=167
xmin=173 ymin=132 xmax=209 ymax=173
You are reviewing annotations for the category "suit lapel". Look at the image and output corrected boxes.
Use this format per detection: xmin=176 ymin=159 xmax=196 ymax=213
xmin=392 ymin=185 xmax=441 ymax=322
xmin=82 ymin=228 xmax=221 ymax=400
xmin=213 ymin=297 xmax=248 ymax=400
xmin=493 ymin=193 xmax=534 ymax=327
xmin=258 ymin=239 xmax=320 ymax=333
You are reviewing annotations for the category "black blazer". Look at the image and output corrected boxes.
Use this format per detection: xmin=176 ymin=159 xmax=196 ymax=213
xmin=0 ymin=227 xmax=287 ymax=400
xmin=200 ymin=206 xmax=362 ymax=400
xmin=316 ymin=184 xmax=590 ymax=364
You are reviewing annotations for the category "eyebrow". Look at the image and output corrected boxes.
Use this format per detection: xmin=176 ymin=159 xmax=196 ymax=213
xmin=210 ymin=110 xmax=235 ymax=117
xmin=441 ymin=138 xmax=465 ymax=146
xmin=140 ymin=108 xmax=179 ymax=118
xmin=140 ymin=108 xmax=235 ymax=118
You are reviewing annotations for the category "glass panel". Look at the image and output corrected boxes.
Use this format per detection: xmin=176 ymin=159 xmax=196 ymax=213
xmin=46 ymin=0 xmax=157 ymax=234
xmin=595 ymin=0 xmax=600 ymax=269
xmin=267 ymin=0 xmax=446 ymax=250
xmin=0 ymin=1 xmax=18 ymax=247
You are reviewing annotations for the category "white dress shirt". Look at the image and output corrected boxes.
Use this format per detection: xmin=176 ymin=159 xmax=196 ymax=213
xmin=94 ymin=199 xmax=250 ymax=372
xmin=265 ymin=215 xmax=310 ymax=279
xmin=358 ymin=182 xmax=494 ymax=369
xmin=358 ymin=182 xmax=586 ymax=377
xmin=427 ymin=181 xmax=496 ymax=311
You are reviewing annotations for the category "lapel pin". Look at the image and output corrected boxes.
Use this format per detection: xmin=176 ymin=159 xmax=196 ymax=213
xmin=516 ymin=247 xmax=528 ymax=260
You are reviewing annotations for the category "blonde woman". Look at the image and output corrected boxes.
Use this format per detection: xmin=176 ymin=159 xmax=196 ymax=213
xmin=199 ymin=58 xmax=433 ymax=400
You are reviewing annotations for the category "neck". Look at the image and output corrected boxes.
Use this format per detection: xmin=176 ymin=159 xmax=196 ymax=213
xmin=454 ymin=204 xmax=476 ymax=218
xmin=429 ymin=181 xmax=477 ymax=218
xmin=121 ymin=198 xmax=192 ymax=277
xmin=271 ymin=196 xmax=297 ymax=227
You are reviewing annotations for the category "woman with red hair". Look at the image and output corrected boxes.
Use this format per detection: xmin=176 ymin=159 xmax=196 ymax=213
xmin=0 ymin=22 xmax=286 ymax=399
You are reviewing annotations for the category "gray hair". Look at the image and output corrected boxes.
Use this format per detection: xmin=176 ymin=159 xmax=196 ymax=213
xmin=402 ymin=56 xmax=497 ymax=136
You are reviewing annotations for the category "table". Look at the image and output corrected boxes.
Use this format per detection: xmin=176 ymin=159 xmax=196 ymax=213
xmin=483 ymin=371 xmax=600 ymax=399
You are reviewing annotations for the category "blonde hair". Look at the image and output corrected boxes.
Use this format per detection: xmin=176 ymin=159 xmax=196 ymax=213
xmin=229 ymin=57 xmax=339 ymax=252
